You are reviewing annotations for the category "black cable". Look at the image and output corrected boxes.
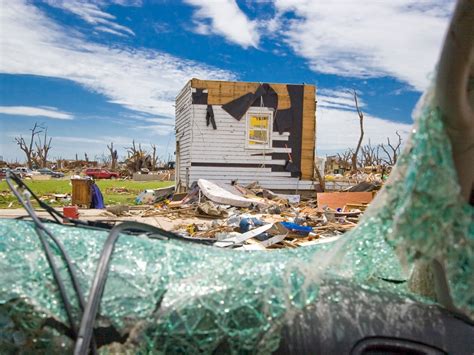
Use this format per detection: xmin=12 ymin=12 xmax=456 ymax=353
xmin=74 ymin=221 xmax=206 ymax=355
xmin=7 ymin=172 xmax=211 ymax=354
xmin=6 ymin=172 xmax=98 ymax=354
xmin=35 ymin=226 xmax=79 ymax=336
xmin=8 ymin=172 xmax=63 ymax=223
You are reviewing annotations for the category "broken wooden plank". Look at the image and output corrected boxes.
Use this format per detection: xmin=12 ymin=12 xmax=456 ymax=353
xmin=317 ymin=191 xmax=374 ymax=209
xmin=345 ymin=203 xmax=369 ymax=211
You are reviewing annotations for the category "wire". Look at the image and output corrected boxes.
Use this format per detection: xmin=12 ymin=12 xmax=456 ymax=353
xmin=7 ymin=171 xmax=210 ymax=354
xmin=5 ymin=171 xmax=98 ymax=354
xmin=74 ymin=221 xmax=204 ymax=355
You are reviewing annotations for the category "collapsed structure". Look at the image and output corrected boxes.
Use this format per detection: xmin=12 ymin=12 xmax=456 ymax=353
xmin=175 ymin=79 xmax=317 ymax=192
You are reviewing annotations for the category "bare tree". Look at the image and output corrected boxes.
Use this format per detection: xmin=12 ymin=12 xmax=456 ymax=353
xmin=126 ymin=140 xmax=149 ymax=172
xmin=360 ymin=145 xmax=371 ymax=167
xmin=95 ymin=153 xmax=111 ymax=166
xmin=314 ymin=163 xmax=325 ymax=191
xmin=360 ymin=140 xmax=382 ymax=167
xmin=107 ymin=142 xmax=118 ymax=170
xmin=150 ymin=143 xmax=158 ymax=171
xmin=380 ymin=131 xmax=402 ymax=165
xmin=337 ymin=148 xmax=353 ymax=171
xmin=84 ymin=152 xmax=89 ymax=162
xmin=55 ymin=156 xmax=64 ymax=169
xmin=351 ymin=90 xmax=364 ymax=172
xmin=35 ymin=128 xmax=52 ymax=168
xmin=14 ymin=122 xmax=42 ymax=168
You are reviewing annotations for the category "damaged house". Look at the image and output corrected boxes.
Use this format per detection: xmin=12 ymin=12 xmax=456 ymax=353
xmin=175 ymin=79 xmax=317 ymax=192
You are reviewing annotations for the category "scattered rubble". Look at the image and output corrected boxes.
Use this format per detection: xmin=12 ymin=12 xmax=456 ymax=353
xmin=126 ymin=178 xmax=375 ymax=250
xmin=135 ymin=185 xmax=174 ymax=204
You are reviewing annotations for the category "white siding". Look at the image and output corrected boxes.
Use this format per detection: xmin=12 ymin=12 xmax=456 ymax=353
xmin=190 ymin=105 xmax=289 ymax=163
xmin=175 ymin=82 xmax=192 ymax=189
xmin=188 ymin=104 xmax=315 ymax=191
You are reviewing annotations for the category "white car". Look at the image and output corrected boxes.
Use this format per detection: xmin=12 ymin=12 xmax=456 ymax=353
xmin=13 ymin=167 xmax=39 ymax=179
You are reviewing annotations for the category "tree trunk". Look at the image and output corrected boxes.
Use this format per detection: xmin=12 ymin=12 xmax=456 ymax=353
xmin=107 ymin=142 xmax=118 ymax=170
xmin=351 ymin=90 xmax=364 ymax=172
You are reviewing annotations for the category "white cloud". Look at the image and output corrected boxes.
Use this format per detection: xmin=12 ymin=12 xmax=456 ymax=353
xmin=184 ymin=0 xmax=260 ymax=48
xmin=55 ymin=135 xmax=136 ymax=145
xmin=141 ymin=117 xmax=175 ymax=126
xmin=316 ymin=94 xmax=412 ymax=155
xmin=134 ymin=124 xmax=175 ymax=136
xmin=317 ymin=89 xmax=366 ymax=111
xmin=93 ymin=26 xmax=129 ymax=37
xmin=129 ymin=116 xmax=175 ymax=136
xmin=54 ymin=136 xmax=107 ymax=145
xmin=0 ymin=106 xmax=73 ymax=120
xmin=273 ymin=0 xmax=454 ymax=91
xmin=0 ymin=1 xmax=234 ymax=121
xmin=44 ymin=0 xmax=135 ymax=37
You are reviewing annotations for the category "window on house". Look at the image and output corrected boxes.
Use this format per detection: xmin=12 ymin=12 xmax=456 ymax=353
xmin=246 ymin=110 xmax=273 ymax=149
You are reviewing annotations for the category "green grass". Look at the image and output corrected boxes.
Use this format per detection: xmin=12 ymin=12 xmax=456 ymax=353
xmin=0 ymin=179 xmax=174 ymax=208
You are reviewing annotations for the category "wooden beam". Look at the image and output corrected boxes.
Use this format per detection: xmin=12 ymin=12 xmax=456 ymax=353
xmin=191 ymin=79 xmax=293 ymax=110
xmin=300 ymin=85 xmax=316 ymax=180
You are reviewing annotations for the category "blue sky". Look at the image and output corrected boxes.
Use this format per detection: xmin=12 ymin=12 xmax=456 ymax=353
xmin=0 ymin=0 xmax=454 ymax=163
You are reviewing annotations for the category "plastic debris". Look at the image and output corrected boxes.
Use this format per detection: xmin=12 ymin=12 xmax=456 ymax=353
xmin=135 ymin=189 xmax=157 ymax=204
xmin=280 ymin=222 xmax=313 ymax=236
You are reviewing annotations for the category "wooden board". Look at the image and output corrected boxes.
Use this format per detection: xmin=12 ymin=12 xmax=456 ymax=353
xmin=191 ymin=79 xmax=293 ymax=110
xmin=317 ymin=192 xmax=374 ymax=209
xmin=300 ymin=85 xmax=316 ymax=180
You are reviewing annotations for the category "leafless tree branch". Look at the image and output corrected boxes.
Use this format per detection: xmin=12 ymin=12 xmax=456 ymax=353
xmin=34 ymin=128 xmax=52 ymax=168
xmin=107 ymin=142 xmax=118 ymax=170
xmin=351 ymin=90 xmax=364 ymax=172
xmin=380 ymin=131 xmax=402 ymax=165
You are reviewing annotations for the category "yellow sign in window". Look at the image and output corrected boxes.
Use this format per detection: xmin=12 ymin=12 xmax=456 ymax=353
xmin=247 ymin=114 xmax=271 ymax=147
xmin=250 ymin=115 xmax=269 ymax=129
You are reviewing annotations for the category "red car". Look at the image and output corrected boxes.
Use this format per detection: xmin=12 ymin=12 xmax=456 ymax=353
xmin=83 ymin=168 xmax=119 ymax=179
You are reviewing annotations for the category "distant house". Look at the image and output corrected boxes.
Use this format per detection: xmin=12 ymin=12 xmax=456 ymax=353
xmin=175 ymin=79 xmax=317 ymax=192
xmin=325 ymin=155 xmax=351 ymax=175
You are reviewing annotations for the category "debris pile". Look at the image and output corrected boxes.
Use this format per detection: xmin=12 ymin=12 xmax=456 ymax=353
xmin=131 ymin=178 xmax=373 ymax=249
xmin=105 ymin=187 xmax=130 ymax=195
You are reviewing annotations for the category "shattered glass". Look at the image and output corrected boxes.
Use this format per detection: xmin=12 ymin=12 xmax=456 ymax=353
xmin=0 ymin=92 xmax=473 ymax=353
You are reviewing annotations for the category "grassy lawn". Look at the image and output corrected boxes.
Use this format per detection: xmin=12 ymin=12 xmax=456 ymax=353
xmin=0 ymin=179 xmax=174 ymax=209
